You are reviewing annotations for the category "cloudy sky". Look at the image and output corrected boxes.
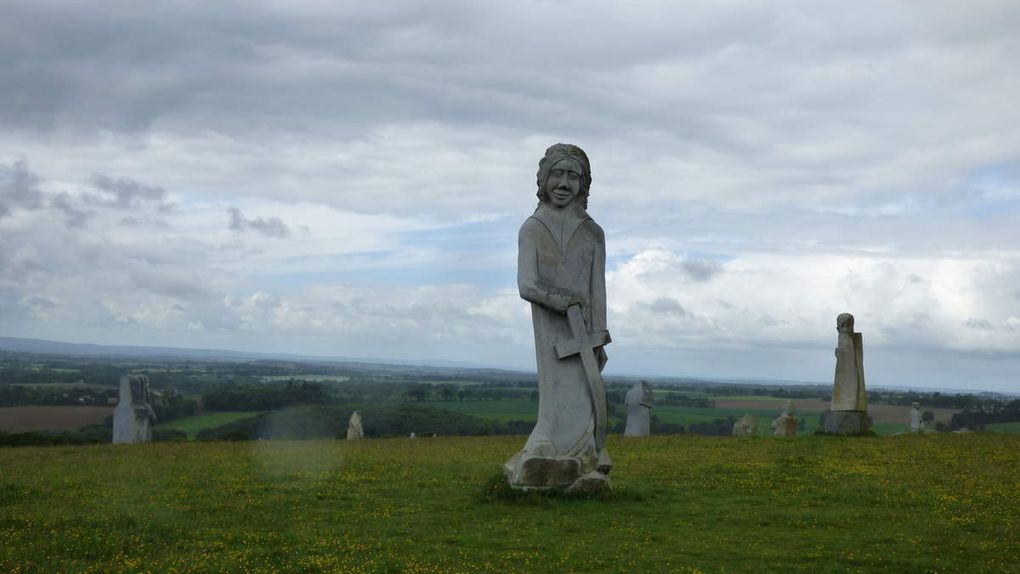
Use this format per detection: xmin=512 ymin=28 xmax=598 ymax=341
xmin=2 ymin=1 xmax=1019 ymax=392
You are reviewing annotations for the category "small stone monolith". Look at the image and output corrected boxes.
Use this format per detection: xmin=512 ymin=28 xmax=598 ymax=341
xmin=347 ymin=410 xmax=364 ymax=440
xmin=623 ymin=381 xmax=653 ymax=437
xmin=771 ymin=400 xmax=798 ymax=437
xmin=732 ymin=414 xmax=758 ymax=437
xmin=112 ymin=374 xmax=156 ymax=444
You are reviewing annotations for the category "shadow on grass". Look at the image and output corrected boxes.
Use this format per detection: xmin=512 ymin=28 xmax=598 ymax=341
xmin=477 ymin=471 xmax=647 ymax=505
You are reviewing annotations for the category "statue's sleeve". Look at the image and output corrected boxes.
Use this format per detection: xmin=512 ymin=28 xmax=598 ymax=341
xmin=591 ymin=224 xmax=607 ymax=332
xmin=518 ymin=220 xmax=571 ymax=314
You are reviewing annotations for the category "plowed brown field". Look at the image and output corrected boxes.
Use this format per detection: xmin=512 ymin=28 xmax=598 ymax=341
xmin=0 ymin=406 xmax=114 ymax=432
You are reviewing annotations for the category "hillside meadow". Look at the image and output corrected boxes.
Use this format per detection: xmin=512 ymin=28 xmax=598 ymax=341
xmin=2 ymin=434 xmax=1018 ymax=573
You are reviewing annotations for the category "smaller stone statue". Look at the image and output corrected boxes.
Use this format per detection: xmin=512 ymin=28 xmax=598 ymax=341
xmin=771 ymin=400 xmax=798 ymax=437
xmin=821 ymin=313 xmax=873 ymax=434
xmin=112 ymin=374 xmax=157 ymax=444
xmin=347 ymin=410 xmax=364 ymax=440
xmin=732 ymin=414 xmax=758 ymax=437
xmin=623 ymin=381 xmax=653 ymax=437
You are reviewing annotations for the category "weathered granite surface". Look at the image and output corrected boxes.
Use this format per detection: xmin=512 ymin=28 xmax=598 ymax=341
xmin=112 ymin=374 xmax=156 ymax=444
xmin=623 ymin=381 xmax=653 ymax=437
xmin=910 ymin=402 xmax=922 ymax=433
xmin=832 ymin=313 xmax=867 ymax=411
xmin=732 ymin=414 xmax=758 ymax=437
xmin=347 ymin=410 xmax=364 ymax=440
xmin=771 ymin=400 xmax=797 ymax=437
xmin=823 ymin=313 xmax=872 ymax=435
xmin=821 ymin=410 xmax=872 ymax=435
xmin=504 ymin=144 xmax=611 ymax=493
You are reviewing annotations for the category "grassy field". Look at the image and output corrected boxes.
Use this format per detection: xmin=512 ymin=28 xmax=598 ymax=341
xmin=987 ymin=422 xmax=1020 ymax=434
xmin=158 ymin=411 xmax=264 ymax=438
xmin=1 ymin=434 xmax=1016 ymax=573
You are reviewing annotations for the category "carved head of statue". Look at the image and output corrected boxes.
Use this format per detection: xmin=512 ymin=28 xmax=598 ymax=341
xmin=536 ymin=143 xmax=592 ymax=209
xmin=836 ymin=313 xmax=855 ymax=333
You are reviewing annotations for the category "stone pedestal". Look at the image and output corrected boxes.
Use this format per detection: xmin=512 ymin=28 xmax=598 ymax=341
xmin=821 ymin=410 xmax=872 ymax=435
xmin=503 ymin=451 xmax=610 ymax=493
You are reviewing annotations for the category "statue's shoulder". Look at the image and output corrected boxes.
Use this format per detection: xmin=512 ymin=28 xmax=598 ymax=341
xmin=581 ymin=217 xmax=605 ymax=241
xmin=519 ymin=214 xmax=547 ymax=238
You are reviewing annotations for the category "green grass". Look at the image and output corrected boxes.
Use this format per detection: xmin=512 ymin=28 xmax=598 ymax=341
xmin=0 ymin=434 xmax=1016 ymax=572
xmin=158 ymin=411 xmax=263 ymax=438
xmin=987 ymin=422 xmax=1020 ymax=434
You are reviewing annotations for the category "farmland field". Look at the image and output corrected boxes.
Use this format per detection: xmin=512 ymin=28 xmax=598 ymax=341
xmin=0 ymin=406 xmax=113 ymax=432
xmin=987 ymin=422 xmax=1020 ymax=434
xmin=158 ymin=411 xmax=264 ymax=438
xmin=0 ymin=434 xmax=1016 ymax=572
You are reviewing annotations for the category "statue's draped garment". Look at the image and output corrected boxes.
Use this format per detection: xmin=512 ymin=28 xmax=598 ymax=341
xmin=514 ymin=203 xmax=607 ymax=468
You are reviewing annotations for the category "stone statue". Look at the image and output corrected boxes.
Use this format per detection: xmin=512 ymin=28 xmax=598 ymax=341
xmin=504 ymin=143 xmax=612 ymax=494
xmin=732 ymin=414 xmax=758 ymax=437
xmin=771 ymin=400 xmax=798 ymax=437
xmin=623 ymin=381 xmax=653 ymax=437
xmin=822 ymin=313 xmax=872 ymax=434
xmin=910 ymin=403 xmax=923 ymax=433
xmin=112 ymin=374 xmax=157 ymax=444
xmin=347 ymin=410 xmax=364 ymax=440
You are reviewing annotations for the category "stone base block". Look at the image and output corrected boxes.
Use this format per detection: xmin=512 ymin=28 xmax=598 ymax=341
xmin=822 ymin=410 xmax=872 ymax=435
xmin=565 ymin=471 xmax=611 ymax=495
xmin=504 ymin=452 xmax=612 ymax=493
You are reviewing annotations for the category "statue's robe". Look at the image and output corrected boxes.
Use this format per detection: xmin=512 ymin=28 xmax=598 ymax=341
xmin=505 ymin=203 xmax=609 ymax=485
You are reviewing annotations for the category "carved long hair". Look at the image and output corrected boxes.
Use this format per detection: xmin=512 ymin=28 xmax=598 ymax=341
xmin=535 ymin=143 xmax=592 ymax=209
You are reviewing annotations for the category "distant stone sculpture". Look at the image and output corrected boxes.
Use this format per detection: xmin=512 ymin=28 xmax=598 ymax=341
xmin=910 ymin=403 xmax=922 ymax=433
xmin=771 ymin=400 xmax=798 ymax=437
xmin=504 ymin=143 xmax=612 ymax=494
xmin=347 ymin=410 xmax=364 ymax=440
xmin=821 ymin=313 xmax=872 ymax=434
xmin=732 ymin=414 xmax=758 ymax=437
xmin=112 ymin=374 xmax=156 ymax=444
xmin=623 ymin=381 xmax=653 ymax=437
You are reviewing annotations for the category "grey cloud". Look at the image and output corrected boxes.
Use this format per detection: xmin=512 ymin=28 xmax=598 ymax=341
xmin=646 ymin=297 xmax=691 ymax=319
xmin=90 ymin=174 xmax=172 ymax=210
xmin=0 ymin=159 xmax=43 ymax=216
xmin=228 ymin=207 xmax=290 ymax=238
xmin=681 ymin=259 xmax=723 ymax=282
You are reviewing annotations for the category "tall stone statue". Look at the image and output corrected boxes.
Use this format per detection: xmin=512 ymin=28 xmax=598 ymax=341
xmin=771 ymin=400 xmax=798 ymax=437
xmin=910 ymin=403 xmax=923 ymax=433
xmin=623 ymin=381 xmax=653 ymax=437
xmin=821 ymin=313 xmax=872 ymax=434
xmin=347 ymin=410 xmax=364 ymax=440
xmin=112 ymin=374 xmax=157 ymax=444
xmin=504 ymin=143 xmax=612 ymax=494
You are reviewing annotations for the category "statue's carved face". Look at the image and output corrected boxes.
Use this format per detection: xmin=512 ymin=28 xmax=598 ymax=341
xmin=545 ymin=157 xmax=583 ymax=208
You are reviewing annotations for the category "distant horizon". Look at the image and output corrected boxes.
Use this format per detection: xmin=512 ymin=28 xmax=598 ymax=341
xmin=2 ymin=334 xmax=1015 ymax=397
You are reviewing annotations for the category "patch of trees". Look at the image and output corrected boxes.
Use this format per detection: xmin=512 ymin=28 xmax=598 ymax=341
xmin=202 ymin=382 xmax=332 ymax=411
xmin=950 ymin=399 xmax=1020 ymax=430
xmin=0 ymin=383 xmax=117 ymax=407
